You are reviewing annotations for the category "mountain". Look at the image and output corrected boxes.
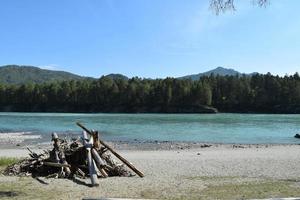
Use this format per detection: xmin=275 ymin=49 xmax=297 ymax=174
xmin=104 ymin=73 xmax=129 ymax=80
xmin=0 ymin=65 xmax=257 ymax=84
xmin=0 ymin=65 xmax=88 ymax=84
xmin=179 ymin=67 xmax=253 ymax=80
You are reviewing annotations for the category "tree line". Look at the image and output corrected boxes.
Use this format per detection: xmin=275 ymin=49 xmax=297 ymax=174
xmin=0 ymin=73 xmax=300 ymax=113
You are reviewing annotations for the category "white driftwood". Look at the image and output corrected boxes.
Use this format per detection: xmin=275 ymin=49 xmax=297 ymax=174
xmin=92 ymin=148 xmax=108 ymax=177
xmin=83 ymin=131 xmax=99 ymax=186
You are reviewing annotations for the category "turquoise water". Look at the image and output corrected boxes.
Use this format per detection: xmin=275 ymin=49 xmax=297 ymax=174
xmin=0 ymin=112 xmax=299 ymax=144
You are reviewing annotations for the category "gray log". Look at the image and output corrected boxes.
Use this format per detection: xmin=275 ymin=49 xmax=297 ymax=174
xmin=92 ymin=148 xmax=108 ymax=178
xmin=83 ymin=131 xmax=99 ymax=186
xmin=42 ymin=162 xmax=71 ymax=168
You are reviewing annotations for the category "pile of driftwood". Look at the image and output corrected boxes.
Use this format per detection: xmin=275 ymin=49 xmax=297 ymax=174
xmin=4 ymin=123 xmax=144 ymax=186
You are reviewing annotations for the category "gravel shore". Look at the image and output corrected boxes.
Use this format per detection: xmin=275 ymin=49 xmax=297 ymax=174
xmin=2 ymin=144 xmax=300 ymax=179
xmin=1 ymin=143 xmax=300 ymax=199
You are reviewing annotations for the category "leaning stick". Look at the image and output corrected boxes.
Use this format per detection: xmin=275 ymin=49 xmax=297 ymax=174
xmin=77 ymin=122 xmax=144 ymax=178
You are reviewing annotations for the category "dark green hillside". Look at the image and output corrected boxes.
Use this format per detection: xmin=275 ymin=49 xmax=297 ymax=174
xmin=179 ymin=67 xmax=247 ymax=80
xmin=0 ymin=65 xmax=299 ymax=114
xmin=0 ymin=72 xmax=299 ymax=113
xmin=104 ymin=73 xmax=129 ymax=80
xmin=0 ymin=65 xmax=87 ymax=84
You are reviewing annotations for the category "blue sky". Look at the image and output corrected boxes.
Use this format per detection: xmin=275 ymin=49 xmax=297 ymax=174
xmin=0 ymin=0 xmax=300 ymax=78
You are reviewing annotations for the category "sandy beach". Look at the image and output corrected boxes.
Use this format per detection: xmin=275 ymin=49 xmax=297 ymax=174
xmin=1 ymin=143 xmax=300 ymax=199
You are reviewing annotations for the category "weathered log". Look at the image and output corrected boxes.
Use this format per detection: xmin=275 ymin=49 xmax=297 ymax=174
xmin=82 ymin=131 xmax=99 ymax=186
xmin=77 ymin=122 xmax=144 ymax=178
xmin=91 ymin=148 xmax=108 ymax=178
xmin=42 ymin=162 xmax=71 ymax=168
xmin=52 ymin=132 xmax=71 ymax=177
xmin=76 ymin=167 xmax=86 ymax=178
xmin=53 ymin=151 xmax=60 ymax=163
xmin=5 ymin=130 xmax=134 ymax=180
xmin=91 ymin=149 xmax=106 ymax=167
xmin=92 ymin=130 xmax=100 ymax=149
xmin=45 ymin=173 xmax=59 ymax=179
xmin=100 ymin=152 xmax=132 ymax=176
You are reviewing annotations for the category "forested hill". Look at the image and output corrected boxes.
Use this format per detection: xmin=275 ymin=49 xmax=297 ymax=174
xmin=0 ymin=65 xmax=254 ymax=84
xmin=0 ymin=65 xmax=86 ymax=84
xmin=0 ymin=72 xmax=299 ymax=113
xmin=178 ymin=67 xmax=257 ymax=80
xmin=105 ymin=73 xmax=129 ymax=80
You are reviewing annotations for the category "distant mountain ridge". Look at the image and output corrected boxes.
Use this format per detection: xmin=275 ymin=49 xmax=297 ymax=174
xmin=0 ymin=65 xmax=88 ymax=84
xmin=178 ymin=67 xmax=257 ymax=80
xmin=0 ymin=65 xmax=257 ymax=84
xmin=104 ymin=73 xmax=129 ymax=80
xmin=0 ymin=65 xmax=133 ymax=84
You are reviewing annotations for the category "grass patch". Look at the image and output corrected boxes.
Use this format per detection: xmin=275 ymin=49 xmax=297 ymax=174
xmin=167 ymin=177 xmax=300 ymax=200
xmin=1 ymin=173 xmax=300 ymax=200
xmin=0 ymin=157 xmax=20 ymax=170
xmin=0 ymin=157 xmax=21 ymax=173
xmin=0 ymin=178 xmax=54 ymax=200
xmin=196 ymin=180 xmax=300 ymax=200
xmin=185 ymin=176 xmax=238 ymax=181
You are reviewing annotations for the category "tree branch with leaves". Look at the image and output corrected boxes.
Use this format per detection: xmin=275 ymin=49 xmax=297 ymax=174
xmin=210 ymin=0 xmax=269 ymax=15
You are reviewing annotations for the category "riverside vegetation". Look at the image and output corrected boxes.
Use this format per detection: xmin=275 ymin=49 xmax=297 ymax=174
xmin=0 ymin=72 xmax=300 ymax=113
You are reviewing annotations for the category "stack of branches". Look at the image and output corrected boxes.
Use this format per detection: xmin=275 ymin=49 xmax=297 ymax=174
xmin=4 ymin=123 xmax=144 ymax=186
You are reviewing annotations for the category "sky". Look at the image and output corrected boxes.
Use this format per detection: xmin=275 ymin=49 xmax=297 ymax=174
xmin=0 ymin=0 xmax=300 ymax=78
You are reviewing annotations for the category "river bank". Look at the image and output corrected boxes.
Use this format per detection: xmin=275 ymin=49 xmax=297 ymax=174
xmin=1 ymin=143 xmax=300 ymax=199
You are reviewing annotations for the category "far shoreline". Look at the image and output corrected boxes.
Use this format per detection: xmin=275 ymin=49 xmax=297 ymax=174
xmin=1 ymin=111 xmax=300 ymax=114
xmin=1 ymin=138 xmax=300 ymax=151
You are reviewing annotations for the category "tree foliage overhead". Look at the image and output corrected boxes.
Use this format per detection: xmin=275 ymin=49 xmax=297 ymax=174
xmin=210 ymin=0 xmax=269 ymax=14
xmin=0 ymin=73 xmax=300 ymax=113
